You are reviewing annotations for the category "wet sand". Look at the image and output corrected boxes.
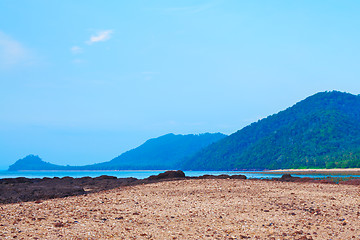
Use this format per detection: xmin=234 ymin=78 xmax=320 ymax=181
xmin=0 ymin=179 xmax=359 ymax=239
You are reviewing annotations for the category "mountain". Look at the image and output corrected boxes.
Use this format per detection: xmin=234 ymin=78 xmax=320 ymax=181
xmin=81 ymin=133 xmax=226 ymax=170
xmin=8 ymin=133 xmax=226 ymax=171
xmin=182 ymin=91 xmax=360 ymax=170
xmin=8 ymin=155 xmax=67 ymax=171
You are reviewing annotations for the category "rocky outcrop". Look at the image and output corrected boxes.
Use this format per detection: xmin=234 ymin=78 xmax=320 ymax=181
xmin=276 ymin=174 xmax=337 ymax=184
xmin=147 ymin=170 xmax=186 ymax=180
xmin=0 ymin=176 xmax=137 ymax=204
xmin=197 ymin=174 xmax=247 ymax=180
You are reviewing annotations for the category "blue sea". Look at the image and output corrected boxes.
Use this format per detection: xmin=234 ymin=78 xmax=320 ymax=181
xmin=0 ymin=170 xmax=358 ymax=179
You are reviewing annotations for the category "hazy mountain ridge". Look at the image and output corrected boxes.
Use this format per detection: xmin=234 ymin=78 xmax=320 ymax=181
xmin=182 ymin=91 xmax=360 ymax=170
xmin=8 ymin=133 xmax=226 ymax=171
xmin=88 ymin=133 xmax=226 ymax=170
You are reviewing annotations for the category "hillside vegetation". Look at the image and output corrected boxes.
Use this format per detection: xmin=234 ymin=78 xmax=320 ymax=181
xmin=182 ymin=91 xmax=360 ymax=170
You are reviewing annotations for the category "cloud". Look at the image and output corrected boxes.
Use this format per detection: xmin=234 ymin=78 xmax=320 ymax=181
xmin=86 ymin=30 xmax=113 ymax=45
xmin=0 ymin=31 xmax=33 ymax=69
xmin=71 ymin=46 xmax=82 ymax=54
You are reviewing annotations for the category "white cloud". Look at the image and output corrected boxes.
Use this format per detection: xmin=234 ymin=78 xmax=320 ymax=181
xmin=71 ymin=46 xmax=82 ymax=54
xmin=0 ymin=31 xmax=32 ymax=69
xmin=86 ymin=30 xmax=113 ymax=45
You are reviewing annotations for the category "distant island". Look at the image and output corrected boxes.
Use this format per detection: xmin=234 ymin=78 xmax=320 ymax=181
xmin=9 ymin=91 xmax=360 ymax=171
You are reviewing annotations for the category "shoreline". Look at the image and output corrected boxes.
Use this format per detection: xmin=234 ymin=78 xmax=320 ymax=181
xmin=1 ymin=178 xmax=359 ymax=239
xmin=265 ymin=168 xmax=360 ymax=175
xmin=1 ymin=170 xmax=359 ymax=205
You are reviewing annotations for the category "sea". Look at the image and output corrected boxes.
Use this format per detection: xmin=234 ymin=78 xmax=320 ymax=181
xmin=0 ymin=170 xmax=358 ymax=180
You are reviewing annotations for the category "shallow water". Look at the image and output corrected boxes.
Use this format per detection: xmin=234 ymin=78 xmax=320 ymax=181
xmin=0 ymin=170 xmax=358 ymax=179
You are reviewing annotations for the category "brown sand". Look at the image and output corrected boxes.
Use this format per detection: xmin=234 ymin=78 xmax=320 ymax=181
xmin=0 ymin=179 xmax=359 ymax=239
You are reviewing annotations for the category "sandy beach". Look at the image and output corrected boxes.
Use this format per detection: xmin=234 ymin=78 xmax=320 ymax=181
xmin=266 ymin=168 xmax=360 ymax=175
xmin=1 ymin=178 xmax=359 ymax=239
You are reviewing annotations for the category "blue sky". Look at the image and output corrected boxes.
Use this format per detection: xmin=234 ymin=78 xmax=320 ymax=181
xmin=1 ymin=0 xmax=360 ymax=169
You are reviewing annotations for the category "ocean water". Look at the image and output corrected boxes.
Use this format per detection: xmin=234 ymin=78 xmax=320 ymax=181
xmin=0 ymin=170 xmax=358 ymax=179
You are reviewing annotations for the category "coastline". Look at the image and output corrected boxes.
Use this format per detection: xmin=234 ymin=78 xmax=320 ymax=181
xmin=265 ymin=168 xmax=360 ymax=175
xmin=1 ymin=178 xmax=359 ymax=239
xmin=1 ymin=170 xmax=359 ymax=205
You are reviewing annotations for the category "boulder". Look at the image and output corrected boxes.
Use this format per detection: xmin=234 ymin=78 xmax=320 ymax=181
xmin=147 ymin=170 xmax=186 ymax=180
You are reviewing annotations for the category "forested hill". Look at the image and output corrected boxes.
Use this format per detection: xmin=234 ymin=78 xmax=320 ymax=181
xmin=182 ymin=91 xmax=360 ymax=170
xmin=8 ymin=133 xmax=226 ymax=171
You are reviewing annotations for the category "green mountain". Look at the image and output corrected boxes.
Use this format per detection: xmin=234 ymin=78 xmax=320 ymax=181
xmin=182 ymin=91 xmax=360 ymax=170
xmin=8 ymin=133 xmax=226 ymax=171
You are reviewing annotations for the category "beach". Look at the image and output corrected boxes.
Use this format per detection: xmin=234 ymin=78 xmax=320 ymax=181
xmin=266 ymin=168 xmax=360 ymax=175
xmin=0 ymin=178 xmax=359 ymax=239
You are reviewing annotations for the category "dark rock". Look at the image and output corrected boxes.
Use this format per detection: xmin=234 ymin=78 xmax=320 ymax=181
xmin=197 ymin=174 xmax=246 ymax=180
xmin=147 ymin=170 xmax=186 ymax=180
xmin=216 ymin=174 xmax=231 ymax=179
xmin=197 ymin=174 xmax=213 ymax=179
xmin=0 ymin=177 xmax=32 ymax=184
xmin=229 ymin=174 xmax=247 ymax=180
xmin=54 ymin=222 xmax=64 ymax=227
xmin=95 ymin=175 xmax=117 ymax=180
xmin=279 ymin=174 xmax=300 ymax=182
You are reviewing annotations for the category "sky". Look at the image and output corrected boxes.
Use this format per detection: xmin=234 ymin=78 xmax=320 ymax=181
xmin=1 ymin=0 xmax=360 ymax=169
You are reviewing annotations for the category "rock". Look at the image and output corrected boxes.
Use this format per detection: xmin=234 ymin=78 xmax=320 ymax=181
xmin=0 ymin=177 xmax=32 ymax=184
xmin=279 ymin=174 xmax=300 ymax=182
xmin=147 ymin=170 xmax=186 ymax=180
xmin=61 ymin=176 xmax=74 ymax=180
xmin=197 ymin=174 xmax=246 ymax=180
xmin=229 ymin=174 xmax=247 ymax=180
xmin=95 ymin=175 xmax=117 ymax=180
xmin=54 ymin=222 xmax=64 ymax=227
